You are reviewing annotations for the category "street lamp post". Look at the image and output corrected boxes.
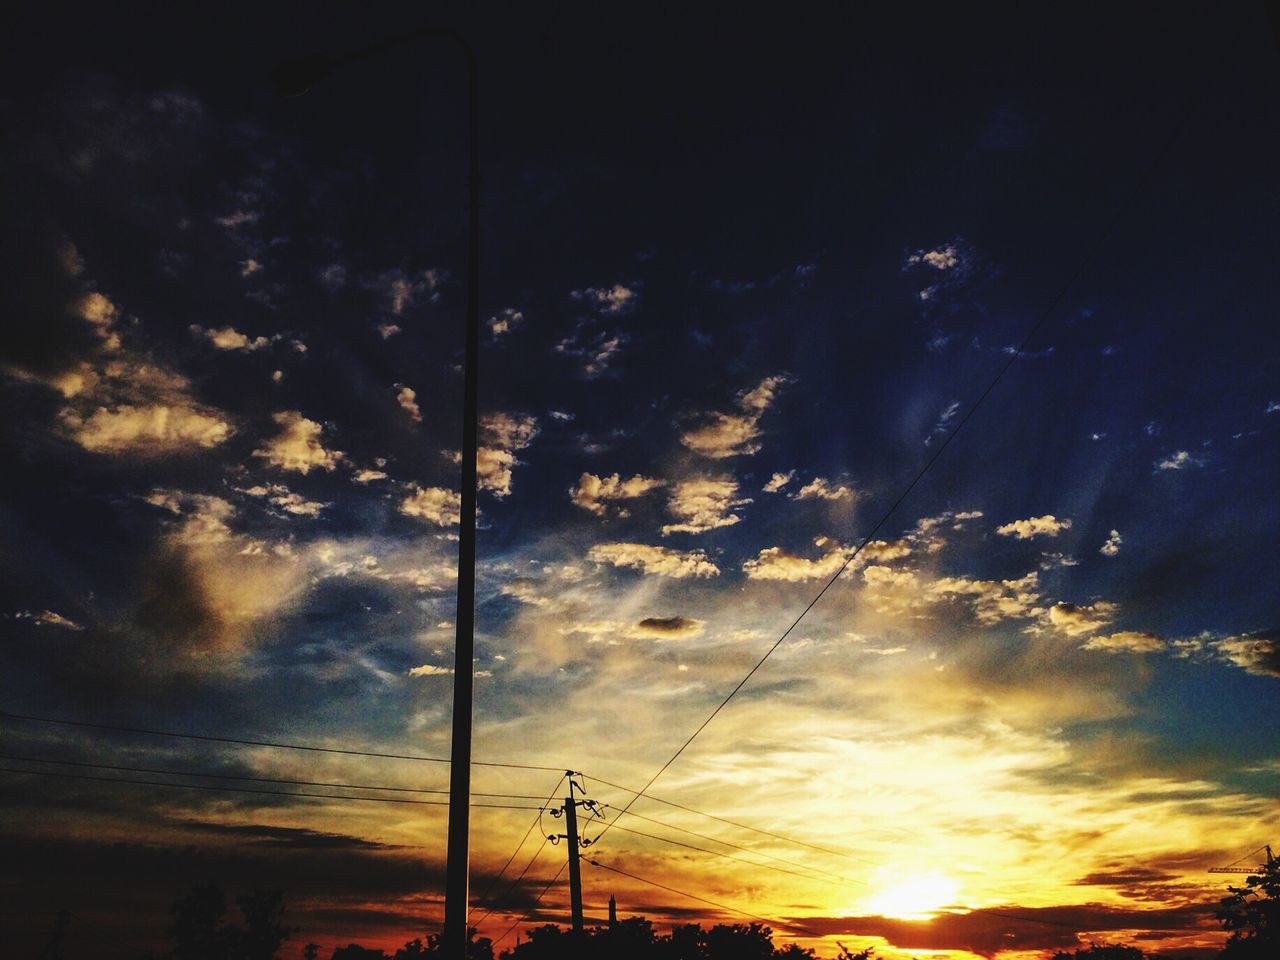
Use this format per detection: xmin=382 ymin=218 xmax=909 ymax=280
xmin=274 ymin=28 xmax=481 ymax=959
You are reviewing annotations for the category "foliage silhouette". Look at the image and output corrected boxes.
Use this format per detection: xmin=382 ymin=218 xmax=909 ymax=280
xmin=1048 ymin=944 xmax=1146 ymax=960
xmin=1216 ymin=851 xmax=1279 ymax=959
xmin=166 ymin=884 xmax=293 ymax=960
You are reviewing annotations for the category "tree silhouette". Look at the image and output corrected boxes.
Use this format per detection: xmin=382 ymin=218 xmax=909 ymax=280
xmin=166 ymin=884 xmax=292 ymax=960
xmin=1216 ymin=852 xmax=1280 ymax=958
xmin=1048 ymin=944 xmax=1145 ymax=960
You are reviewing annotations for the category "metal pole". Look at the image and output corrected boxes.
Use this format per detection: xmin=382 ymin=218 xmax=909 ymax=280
xmin=565 ymin=794 xmax=585 ymax=936
xmin=442 ymin=36 xmax=480 ymax=960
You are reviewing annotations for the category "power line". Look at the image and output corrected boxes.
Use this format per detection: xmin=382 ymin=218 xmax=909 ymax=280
xmin=0 ymin=711 xmax=563 ymax=771
xmin=595 ymin=804 xmax=860 ymax=883
xmin=0 ymin=753 xmax=552 ymax=800
xmin=585 ymin=772 xmax=887 ymax=864
xmin=0 ymin=765 xmax=544 ymax=809
xmin=584 ymin=857 xmax=816 ymax=936
xmin=491 ymin=861 xmax=568 ymax=947
xmin=469 ymin=772 xmax=567 ymax=923
xmin=591 ymin=820 xmax=838 ymax=885
xmin=590 ymin=110 xmax=1189 ymax=842
xmin=472 ymin=836 xmax=551 ymax=930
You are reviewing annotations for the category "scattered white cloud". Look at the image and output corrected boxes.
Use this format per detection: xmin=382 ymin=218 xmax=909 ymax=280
xmin=408 ymin=664 xmax=453 ymax=677
xmin=907 ymin=244 xmax=960 ymax=271
xmin=1100 ymin=530 xmax=1123 ymax=557
xmin=792 ymin=477 xmax=854 ymax=502
xmin=189 ymin=324 xmax=271 ymax=352
xmin=1156 ymin=450 xmax=1205 ymax=471
xmin=571 ymin=283 xmax=639 ymax=315
xmin=679 ymin=374 xmax=790 ymax=458
xmin=588 ymin=542 xmax=720 ymax=578
xmin=550 ymin=410 xmax=575 ymax=422
xmin=239 ymin=259 xmax=263 ymax=278
xmin=238 ymin=483 xmax=328 ymax=518
xmin=554 ymin=328 xmax=629 ymax=378
xmin=662 ymin=478 xmax=750 ymax=535
xmin=395 ymin=385 xmax=422 ymax=423
xmin=570 ymin=473 xmax=664 ymax=516
xmin=762 ymin=471 xmax=795 ymax=493
xmin=353 ymin=468 xmax=389 ymax=484
xmin=215 ymin=210 xmax=259 ymax=229
xmin=1047 ymin=600 xmax=1117 ymax=637
xmin=908 ymin=510 xmax=984 ymax=553
xmin=1212 ymin=631 xmax=1280 ymax=677
xmin=253 ymin=411 xmax=344 ymax=474
xmin=743 ymin=538 xmax=847 ymax=581
xmin=926 ymin=400 xmax=961 ymax=444
xmin=1266 ymin=400 xmax=1280 ymax=415
xmin=13 ymin=609 xmax=85 ymax=631
xmin=374 ymin=268 xmax=444 ymax=315
xmin=1083 ymin=631 xmax=1165 ymax=654
xmin=478 ymin=412 xmax=539 ymax=497
xmin=488 ymin=307 xmax=524 ymax=338
xmin=929 ymin=573 xmax=1043 ymax=625
xmin=399 ymin=486 xmax=461 ymax=526
xmin=377 ymin=322 xmax=401 ymax=340
xmin=996 ymin=515 xmax=1072 ymax=540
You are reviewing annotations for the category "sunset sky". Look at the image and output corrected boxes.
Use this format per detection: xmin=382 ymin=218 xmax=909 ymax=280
xmin=2 ymin=4 xmax=1278 ymax=959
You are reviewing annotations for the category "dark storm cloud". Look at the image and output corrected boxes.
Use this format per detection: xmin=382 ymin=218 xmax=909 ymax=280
xmin=792 ymin=902 xmax=1218 ymax=957
xmin=175 ymin=821 xmax=398 ymax=850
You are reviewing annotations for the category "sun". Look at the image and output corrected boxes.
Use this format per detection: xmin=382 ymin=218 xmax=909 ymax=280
xmin=863 ymin=872 xmax=960 ymax=920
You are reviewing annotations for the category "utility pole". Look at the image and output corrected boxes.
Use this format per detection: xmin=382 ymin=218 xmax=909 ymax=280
xmin=547 ymin=776 xmax=604 ymax=941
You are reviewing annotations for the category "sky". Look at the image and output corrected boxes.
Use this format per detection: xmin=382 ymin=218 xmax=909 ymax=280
xmin=2 ymin=3 xmax=1278 ymax=958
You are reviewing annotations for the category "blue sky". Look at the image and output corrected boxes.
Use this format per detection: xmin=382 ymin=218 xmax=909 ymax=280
xmin=1 ymin=4 xmax=1278 ymax=958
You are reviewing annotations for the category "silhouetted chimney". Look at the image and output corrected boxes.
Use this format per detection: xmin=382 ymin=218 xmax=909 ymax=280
xmin=609 ymin=894 xmax=617 ymax=929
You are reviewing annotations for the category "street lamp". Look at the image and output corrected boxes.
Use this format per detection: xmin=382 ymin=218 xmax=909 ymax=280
xmin=274 ymin=27 xmax=481 ymax=959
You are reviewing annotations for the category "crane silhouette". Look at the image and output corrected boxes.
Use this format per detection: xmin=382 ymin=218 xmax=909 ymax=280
xmin=1209 ymin=844 xmax=1274 ymax=874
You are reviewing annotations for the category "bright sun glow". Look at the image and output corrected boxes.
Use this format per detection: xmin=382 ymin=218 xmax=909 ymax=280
xmin=864 ymin=872 xmax=961 ymax=920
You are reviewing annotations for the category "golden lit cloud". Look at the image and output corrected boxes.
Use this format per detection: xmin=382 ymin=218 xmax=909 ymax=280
xmin=679 ymin=374 xmax=790 ymax=458
xmin=996 ymin=514 xmax=1073 ymax=539
xmin=399 ymin=485 xmax=461 ymax=526
xmin=570 ymin=472 xmax=664 ymax=516
xmin=662 ymin=477 xmax=750 ymax=535
xmin=587 ymin=542 xmax=720 ymax=578
xmin=254 ymin=411 xmax=344 ymax=474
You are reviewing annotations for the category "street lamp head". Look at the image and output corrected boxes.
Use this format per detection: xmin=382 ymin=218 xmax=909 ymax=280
xmin=271 ymin=54 xmax=336 ymax=98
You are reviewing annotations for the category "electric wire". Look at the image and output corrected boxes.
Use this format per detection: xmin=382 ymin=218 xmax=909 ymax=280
xmin=0 ymin=765 xmax=544 ymax=808
xmin=471 ymin=835 xmax=551 ymax=931
xmin=0 ymin=711 xmax=563 ymax=771
xmin=584 ymin=857 xmax=816 ymax=936
xmin=0 ymin=752 xmax=552 ymax=800
xmin=490 ymin=861 xmax=567 ymax=947
xmin=589 ymin=111 xmax=1190 ymax=846
xmin=595 ymin=803 xmax=857 ymax=882
xmin=591 ymin=820 xmax=841 ymax=885
xmin=586 ymin=772 xmax=889 ymax=864
xmin=468 ymin=773 xmax=567 ymax=923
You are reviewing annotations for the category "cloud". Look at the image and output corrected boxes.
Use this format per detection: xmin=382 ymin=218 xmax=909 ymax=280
xmin=1100 ymin=529 xmax=1123 ymax=557
xmin=742 ymin=537 xmax=848 ymax=581
xmin=373 ymin=268 xmax=444 ymax=315
xmin=318 ymin=263 xmax=347 ymax=290
xmin=588 ymin=542 xmax=720 ymax=578
xmin=253 ymin=411 xmax=344 ymax=474
xmin=996 ymin=515 xmax=1072 ymax=539
xmin=762 ymin=471 xmax=794 ymax=493
xmin=478 ymin=412 xmax=539 ymax=496
xmin=399 ymin=486 xmax=461 ymax=526
xmin=661 ymin=478 xmax=750 ymax=535
xmin=554 ymin=327 xmax=629 ymax=378
xmin=395 ymin=385 xmax=422 ymax=423
xmin=628 ymin=616 xmax=705 ymax=639
xmin=679 ymin=374 xmax=790 ymax=458
xmin=1047 ymin=600 xmax=1117 ymax=636
xmin=926 ymin=400 xmax=961 ymax=444
xmin=408 ymin=664 xmax=453 ymax=677
xmin=1083 ymin=630 xmax=1166 ymax=654
xmin=907 ymin=244 xmax=961 ymax=271
xmin=570 ymin=283 xmax=639 ymax=315
xmin=238 ymin=483 xmax=327 ymax=518
xmin=377 ymin=322 xmax=401 ymax=340
xmin=13 ymin=609 xmax=85 ymax=630
xmin=1267 ymin=400 xmax=1279 ymax=415
xmin=792 ymin=477 xmax=855 ymax=501
xmin=488 ymin=307 xmax=524 ymax=338
xmin=1213 ymin=630 xmax=1280 ymax=678
xmin=929 ymin=572 xmax=1043 ymax=625
xmin=352 ymin=468 xmax=388 ymax=484
xmin=10 ymin=284 xmax=236 ymax=457
xmin=65 ymin=404 xmax=233 ymax=454
xmin=570 ymin=473 xmax=663 ymax=516
xmin=909 ymin=510 xmax=984 ymax=553
xmin=189 ymin=325 xmax=270 ymax=351
xmin=1156 ymin=450 xmax=1205 ymax=471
